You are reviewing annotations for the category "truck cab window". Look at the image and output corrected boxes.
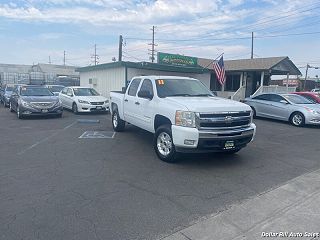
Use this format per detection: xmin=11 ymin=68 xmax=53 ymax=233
xmin=128 ymin=79 xmax=141 ymax=96
xmin=140 ymin=79 xmax=153 ymax=95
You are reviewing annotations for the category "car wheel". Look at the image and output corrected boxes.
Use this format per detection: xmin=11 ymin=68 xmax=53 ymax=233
xmin=154 ymin=125 xmax=177 ymax=163
xmin=290 ymin=112 xmax=305 ymax=127
xmin=112 ymin=109 xmax=125 ymax=132
xmin=72 ymin=103 xmax=78 ymax=114
xmin=9 ymin=102 xmax=14 ymax=112
xmin=17 ymin=105 xmax=23 ymax=119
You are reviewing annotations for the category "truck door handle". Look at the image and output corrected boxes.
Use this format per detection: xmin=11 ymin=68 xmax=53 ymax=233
xmin=135 ymin=102 xmax=140 ymax=105
xmin=124 ymin=99 xmax=128 ymax=102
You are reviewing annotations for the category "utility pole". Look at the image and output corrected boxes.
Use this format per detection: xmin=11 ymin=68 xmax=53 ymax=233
xmin=148 ymin=26 xmax=157 ymax=63
xmin=48 ymin=56 xmax=51 ymax=64
xmin=94 ymin=44 xmax=97 ymax=65
xmin=251 ymin=32 xmax=254 ymax=59
xmin=304 ymin=64 xmax=309 ymax=91
xmin=91 ymin=44 xmax=99 ymax=65
xmin=118 ymin=35 xmax=123 ymax=62
xmin=63 ymin=51 xmax=66 ymax=66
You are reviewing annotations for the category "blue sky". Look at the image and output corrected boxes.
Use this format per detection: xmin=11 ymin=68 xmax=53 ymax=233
xmin=0 ymin=0 xmax=319 ymax=77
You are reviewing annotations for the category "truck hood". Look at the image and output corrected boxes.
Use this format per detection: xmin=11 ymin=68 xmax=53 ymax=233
xmin=165 ymin=96 xmax=251 ymax=112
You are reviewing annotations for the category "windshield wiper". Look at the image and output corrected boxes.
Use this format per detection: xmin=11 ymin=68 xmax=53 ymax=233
xmin=167 ymin=94 xmax=193 ymax=97
xmin=191 ymin=94 xmax=213 ymax=97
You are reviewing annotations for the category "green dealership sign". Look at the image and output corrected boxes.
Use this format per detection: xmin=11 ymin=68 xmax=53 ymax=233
xmin=158 ymin=52 xmax=198 ymax=67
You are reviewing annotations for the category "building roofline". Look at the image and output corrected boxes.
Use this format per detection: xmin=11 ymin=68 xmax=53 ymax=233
xmin=76 ymin=61 xmax=210 ymax=74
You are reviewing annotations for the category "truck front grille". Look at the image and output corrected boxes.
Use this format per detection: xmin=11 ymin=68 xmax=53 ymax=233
xmin=197 ymin=111 xmax=251 ymax=129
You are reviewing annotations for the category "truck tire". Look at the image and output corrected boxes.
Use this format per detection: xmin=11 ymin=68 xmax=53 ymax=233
xmin=154 ymin=125 xmax=177 ymax=163
xmin=112 ymin=109 xmax=125 ymax=132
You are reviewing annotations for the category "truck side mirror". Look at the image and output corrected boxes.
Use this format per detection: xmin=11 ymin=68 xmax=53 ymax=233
xmin=138 ymin=90 xmax=153 ymax=100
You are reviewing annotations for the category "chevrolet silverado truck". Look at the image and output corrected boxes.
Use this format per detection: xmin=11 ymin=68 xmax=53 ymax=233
xmin=110 ymin=76 xmax=256 ymax=162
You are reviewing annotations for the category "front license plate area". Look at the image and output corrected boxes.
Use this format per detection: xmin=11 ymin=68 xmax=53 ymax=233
xmin=96 ymin=106 xmax=102 ymax=110
xmin=224 ymin=140 xmax=235 ymax=150
xmin=42 ymin=109 xmax=48 ymax=113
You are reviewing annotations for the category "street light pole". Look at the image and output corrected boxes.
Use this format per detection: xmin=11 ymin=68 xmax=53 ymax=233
xmin=304 ymin=64 xmax=319 ymax=91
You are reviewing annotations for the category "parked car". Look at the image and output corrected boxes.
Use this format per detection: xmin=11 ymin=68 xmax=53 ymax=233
xmin=110 ymin=76 xmax=256 ymax=162
xmin=244 ymin=93 xmax=320 ymax=127
xmin=311 ymin=88 xmax=320 ymax=93
xmin=0 ymin=84 xmax=16 ymax=107
xmin=59 ymin=87 xmax=109 ymax=113
xmin=45 ymin=85 xmax=65 ymax=96
xmin=292 ymin=92 xmax=320 ymax=104
xmin=9 ymin=85 xmax=63 ymax=119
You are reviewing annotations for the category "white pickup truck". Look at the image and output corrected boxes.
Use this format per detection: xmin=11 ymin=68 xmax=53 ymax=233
xmin=110 ymin=76 xmax=256 ymax=162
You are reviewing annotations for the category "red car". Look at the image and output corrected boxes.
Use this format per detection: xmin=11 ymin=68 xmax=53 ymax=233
xmin=292 ymin=92 xmax=320 ymax=103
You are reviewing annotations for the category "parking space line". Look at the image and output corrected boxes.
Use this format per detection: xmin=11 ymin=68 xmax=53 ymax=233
xmin=17 ymin=121 xmax=77 ymax=155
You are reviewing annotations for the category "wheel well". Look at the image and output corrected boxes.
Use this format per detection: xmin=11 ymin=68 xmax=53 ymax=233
xmin=250 ymin=106 xmax=256 ymax=116
xmin=154 ymin=115 xmax=172 ymax=131
xmin=111 ymin=103 xmax=118 ymax=112
xmin=289 ymin=111 xmax=304 ymax=121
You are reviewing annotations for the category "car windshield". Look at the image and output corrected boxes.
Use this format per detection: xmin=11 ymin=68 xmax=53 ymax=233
xmin=283 ymin=94 xmax=313 ymax=104
xmin=20 ymin=87 xmax=54 ymax=96
xmin=73 ymin=88 xmax=99 ymax=96
xmin=5 ymin=86 xmax=14 ymax=91
xmin=48 ymin=86 xmax=64 ymax=92
xmin=156 ymin=78 xmax=213 ymax=98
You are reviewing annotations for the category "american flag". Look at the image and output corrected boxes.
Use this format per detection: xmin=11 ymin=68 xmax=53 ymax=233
xmin=213 ymin=56 xmax=226 ymax=86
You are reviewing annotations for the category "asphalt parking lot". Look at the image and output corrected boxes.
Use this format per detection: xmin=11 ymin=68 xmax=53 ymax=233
xmin=1 ymin=105 xmax=320 ymax=240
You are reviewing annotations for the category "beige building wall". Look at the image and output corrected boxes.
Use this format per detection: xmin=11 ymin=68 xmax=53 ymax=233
xmin=80 ymin=67 xmax=125 ymax=97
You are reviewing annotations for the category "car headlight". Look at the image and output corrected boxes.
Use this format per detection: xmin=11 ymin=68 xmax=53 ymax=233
xmin=78 ymin=99 xmax=90 ymax=104
xmin=55 ymin=100 xmax=62 ymax=107
xmin=20 ymin=100 xmax=30 ymax=107
xmin=304 ymin=107 xmax=320 ymax=115
xmin=175 ymin=111 xmax=196 ymax=128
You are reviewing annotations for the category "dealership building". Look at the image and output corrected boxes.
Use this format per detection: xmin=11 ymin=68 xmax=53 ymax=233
xmin=77 ymin=52 xmax=301 ymax=100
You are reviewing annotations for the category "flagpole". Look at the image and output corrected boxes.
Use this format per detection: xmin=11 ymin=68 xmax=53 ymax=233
xmin=201 ymin=52 xmax=224 ymax=71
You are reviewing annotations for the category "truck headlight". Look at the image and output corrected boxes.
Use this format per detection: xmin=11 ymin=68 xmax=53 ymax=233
xmin=175 ymin=111 xmax=196 ymax=128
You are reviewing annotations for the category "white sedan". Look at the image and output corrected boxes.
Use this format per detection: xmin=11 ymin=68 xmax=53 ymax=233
xmin=59 ymin=87 xmax=109 ymax=113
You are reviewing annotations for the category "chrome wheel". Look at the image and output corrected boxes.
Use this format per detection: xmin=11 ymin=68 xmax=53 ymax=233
xmin=113 ymin=112 xmax=118 ymax=128
xmin=157 ymin=132 xmax=172 ymax=157
xmin=292 ymin=114 xmax=303 ymax=126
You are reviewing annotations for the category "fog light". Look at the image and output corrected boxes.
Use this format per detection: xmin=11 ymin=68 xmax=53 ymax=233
xmin=184 ymin=139 xmax=195 ymax=145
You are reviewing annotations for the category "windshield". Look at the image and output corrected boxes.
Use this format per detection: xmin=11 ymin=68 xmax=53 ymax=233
xmin=5 ymin=86 xmax=14 ymax=91
xmin=73 ymin=88 xmax=99 ymax=96
xmin=156 ymin=78 xmax=213 ymax=98
xmin=283 ymin=94 xmax=314 ymax=104
xmin=48 ymin=86 xmax=64 ymax=92
xmin=20 ymin=87 xmax=54 ymax=96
